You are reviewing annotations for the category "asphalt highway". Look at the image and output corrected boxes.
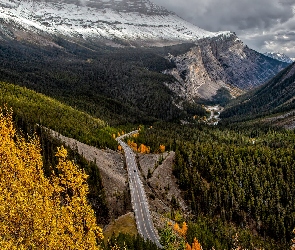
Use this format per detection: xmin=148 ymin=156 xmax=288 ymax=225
xmin=116 ymin=131 xmax=162 ymax=248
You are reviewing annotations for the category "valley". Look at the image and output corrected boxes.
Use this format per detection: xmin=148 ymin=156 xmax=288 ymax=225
xmin=0 ymin=0 xmax=295 ymax=249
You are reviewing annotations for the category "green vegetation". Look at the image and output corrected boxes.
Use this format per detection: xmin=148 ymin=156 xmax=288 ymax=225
xmin=0 ymin=81 xmax=117 ymax=149
xmin=186 ymin=216 xmax=279 ymax=249
xmin=102 ymin=233 xmax=161 ymax=250
xmin=134 ymin=123 xmax=295 ymax=249
xmin=0 ymin=40 xmax=205 ymax=126
xmin=221 ymin=62 xmax=295 ymax=123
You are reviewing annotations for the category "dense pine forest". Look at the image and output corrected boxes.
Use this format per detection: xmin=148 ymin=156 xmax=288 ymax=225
xmin=132 ymin=122 xmax=295 ymax=249
xmin=0 ymin=40 xmax=205 ymax=125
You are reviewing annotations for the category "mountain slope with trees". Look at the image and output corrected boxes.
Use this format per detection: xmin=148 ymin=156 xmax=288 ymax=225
xmin=0 ymin=81 xmax=118 ymax=149
xmin=0 ymin=40 xmax=210 ymax=125
xmin=221 ymin=62 xmax=295 ymax=124
xmin=131 ymin=122 xmax=295 ymax=249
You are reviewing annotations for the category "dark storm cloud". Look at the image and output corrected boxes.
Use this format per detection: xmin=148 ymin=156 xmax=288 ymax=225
xmin=152 ymin=0 xmax=295 ymax=57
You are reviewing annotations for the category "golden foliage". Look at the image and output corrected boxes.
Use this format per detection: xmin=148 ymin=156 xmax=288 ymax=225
xmin=113 ymin=134 xmax=116 ymax=139
xmin=137 ymin=144 xmax=150 ymax=154
xmin=186 ymin=238 xmax=202 ymax=250
xmin=127 ymin=140 xmax=138 ymax=152
xmin=186 ymin=243 xmax=192 ymax=250
xmin=0 ymin=108 xmax=103 ymax=249
xmin=191 ymin=238 xmax=202 ymax=250
xmin=173 ymin=222 xmax=188 ymax=239
xmin=159 ymin=144 xmax=165 ymax=153
xmin=118 ymin=145 xmax=122 ymax=151
xmin=292 ymin=228 xmax=295 ymax=250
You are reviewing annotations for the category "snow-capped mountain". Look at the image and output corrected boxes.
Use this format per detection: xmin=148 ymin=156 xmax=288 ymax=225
xmin=0 ymin=0 xmax=289 ymax=103
xmin=0 ymin=0 xmax=230 ymax=46
xmin=264 ymin=52 xmax=293 ymax=64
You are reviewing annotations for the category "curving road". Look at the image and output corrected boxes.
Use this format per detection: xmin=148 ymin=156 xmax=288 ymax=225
xmin=116 ymin=131 xmax=162 ymax=248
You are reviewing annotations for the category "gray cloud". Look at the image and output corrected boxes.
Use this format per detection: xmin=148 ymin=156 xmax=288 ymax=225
xmin=152 ymin=0 xmax=295 ymax=57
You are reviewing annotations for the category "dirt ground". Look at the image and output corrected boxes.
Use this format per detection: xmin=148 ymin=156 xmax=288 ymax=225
xmin=138 ymin=152 xmax=188 ymax=215
xmin=48 ymin=128 xmax=188 ymax=233
xmin=48 ymin=129 xmax=132 ymax=220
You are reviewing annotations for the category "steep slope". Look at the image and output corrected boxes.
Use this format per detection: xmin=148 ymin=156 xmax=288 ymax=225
xmin=0 ymin=81 xmax=117 ymax=149
xmin=0 ymin=0 xmax=229 ymax=46
xmin=264 ymin=52 xmax=293 ymax=64
xmin=0 ymin=39 xmax=196 ymax=124
xmin=221 ymin=62 xmax=295 ymax=126
xmin=164 ymin=33 xmax=289 ymax=101
xmin=0 ymin=0 xmax=289 ymax=106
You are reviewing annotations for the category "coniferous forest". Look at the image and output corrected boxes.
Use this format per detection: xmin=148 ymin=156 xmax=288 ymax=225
xmin=132 ymin=123 xmax=295 ymax=249
xmin=0 ymin=34 xmax=295 ymax=249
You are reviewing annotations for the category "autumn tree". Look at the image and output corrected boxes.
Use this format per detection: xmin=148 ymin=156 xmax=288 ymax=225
xmin=138 ymin=144 xmax=150 ymax=154
xmin=173 ymin=222 xmax=188 ymax=239
xmin=191 ymin=238 xmax=202 ymax=250
xmin=159 ymin=144 xmax=165 ymax=153
xmin=0 ymin=108 xmax=103 ymax=249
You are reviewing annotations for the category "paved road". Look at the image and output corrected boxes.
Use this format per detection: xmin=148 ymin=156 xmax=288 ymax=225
xmin=116 ymin=131 xmax=162 ymax=248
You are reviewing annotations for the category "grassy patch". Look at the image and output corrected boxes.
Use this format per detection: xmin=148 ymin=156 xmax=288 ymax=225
xmin=103 ymin=213 xmax=138 ymax=241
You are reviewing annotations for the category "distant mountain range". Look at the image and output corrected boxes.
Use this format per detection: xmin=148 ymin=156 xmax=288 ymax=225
xmin=264 ymin=52 xmax=293 ymax=64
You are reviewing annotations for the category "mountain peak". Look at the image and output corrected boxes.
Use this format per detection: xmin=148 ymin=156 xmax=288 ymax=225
xmin=264 ymin=51 xmax=293 ymax=64
xmin=0 ymin=0 xmax=231 ymax=46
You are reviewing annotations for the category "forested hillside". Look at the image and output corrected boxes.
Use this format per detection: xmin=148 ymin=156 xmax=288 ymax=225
xmin=131 ymin=123 xmax=295 ymax=249
xmin=0 ymin=40 xmax=207 ymax=125
xmin=0 ymin=81 xmax=118 ymax=149
xmin=221 ymin=62 xmax=295 ymax=123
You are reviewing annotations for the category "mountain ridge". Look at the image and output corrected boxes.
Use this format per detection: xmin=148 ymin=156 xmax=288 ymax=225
xmin=264 ymin=52 xmax=293 ymax=64
xmin=0 ymin=0 xmax=231 ymax=47
xmin=220 ymin=62 xmax=295 ymax=127
xmin=164 ymin=33 xmax=289 ymax=101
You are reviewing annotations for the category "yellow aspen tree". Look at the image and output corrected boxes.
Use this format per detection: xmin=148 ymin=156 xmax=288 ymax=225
xmin=291 ymin=228 xmax=295 ymax=250
xmin=173 ymin=223 xmax=180 ymax=233
xmin=112 ymin=134 xmax=116 ymax=139
xmin=159 ymin=144 xmax=165 ymax=153
xmin=130 ymin=142 xmax=137 ymax=151
xmin=118 ymin=145 xmax=122 ymax=151
xmin=191 ymin=238 xmax=202 ymax=250
xmin=186 ymin=243 xmax=192 ymax=250
xmin=180 ymin=222 xmax=188 ymax=238
xmin=0 ymin=108 xmax=103 ymax=249
xmin=138 ymin=144 xmax=149 ymax=154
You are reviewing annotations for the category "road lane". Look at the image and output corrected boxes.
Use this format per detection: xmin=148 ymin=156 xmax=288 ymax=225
xmin=116 ymin=131 xmax=162 ymax=248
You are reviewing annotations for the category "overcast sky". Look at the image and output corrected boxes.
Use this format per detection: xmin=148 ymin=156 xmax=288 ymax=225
xmin=152 ymin=0 xmax=295 ymax=58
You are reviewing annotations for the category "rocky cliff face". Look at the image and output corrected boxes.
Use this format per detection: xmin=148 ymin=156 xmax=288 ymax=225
xmin=164 ymin=33 xmax=289 ymax=101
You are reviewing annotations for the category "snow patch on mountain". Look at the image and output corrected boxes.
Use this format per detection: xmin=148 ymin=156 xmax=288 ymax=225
xmin=264 ymin=52 xmax=293 ymax=64
xmin=0 ymin=0 xmax=231 ymax=45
